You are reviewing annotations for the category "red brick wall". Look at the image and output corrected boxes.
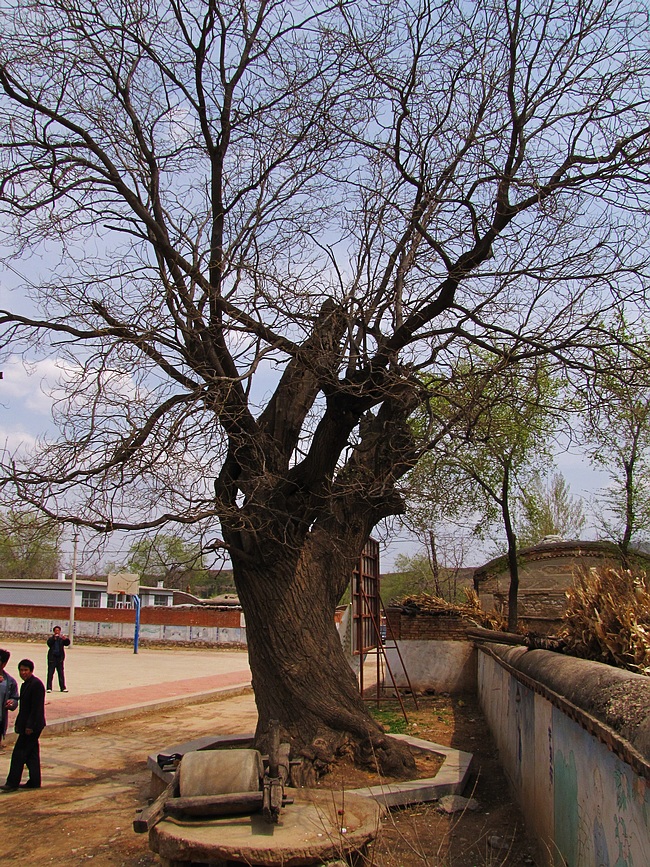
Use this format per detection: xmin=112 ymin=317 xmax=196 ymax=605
xmin=385 ymin=609 xmax=470 ymax=641
xmin=0 ymin=603 xmax=241 ymax=628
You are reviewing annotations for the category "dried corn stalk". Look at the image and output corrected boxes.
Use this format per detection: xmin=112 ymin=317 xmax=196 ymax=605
xmin=395 ymin=589 xmax=506 ymax=630
xmin=560 ymin=566 xmax=650 ymax=675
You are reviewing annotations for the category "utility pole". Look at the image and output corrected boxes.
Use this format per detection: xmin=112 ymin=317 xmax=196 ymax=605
xmin=69 ymin=532 xmax=78 ymax=646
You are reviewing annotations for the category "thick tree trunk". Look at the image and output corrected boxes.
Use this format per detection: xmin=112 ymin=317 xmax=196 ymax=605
xmin=230 ymin=530 xmax=415 ymax=781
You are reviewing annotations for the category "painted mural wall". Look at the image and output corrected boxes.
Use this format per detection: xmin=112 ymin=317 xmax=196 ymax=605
xmin=478 ymin=650 xmax=650 ymax=866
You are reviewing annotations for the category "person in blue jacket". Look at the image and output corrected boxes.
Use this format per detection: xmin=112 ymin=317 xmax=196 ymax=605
xmin=0 ymin=648 xmax=19 ymax=749
xmin=46 ymin=625 xmax=70 ymax=693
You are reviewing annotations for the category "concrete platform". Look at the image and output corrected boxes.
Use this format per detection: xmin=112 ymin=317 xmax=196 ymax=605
xmin=347 ymin=733 xmax=473 ymax=808
xmin=0 ymin=640 xmax=252 ymax=740
xmin=149 ymin=788 xmax=384 ymax=866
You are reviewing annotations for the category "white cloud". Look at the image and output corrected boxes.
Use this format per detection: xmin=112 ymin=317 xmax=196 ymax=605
xmin=1 ymin=355 xmax=64 ymax=415
xmin=0 ymin=356 xmax=63 ymax=452
xmin=0 ymin=427 xmax=39 ymax=455
xmin=2 ymin=353 xmax=147 ymax=417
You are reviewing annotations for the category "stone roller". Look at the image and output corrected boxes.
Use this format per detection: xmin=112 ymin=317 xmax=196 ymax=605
xmin=178 ymin=749 xmax=264 ymax=798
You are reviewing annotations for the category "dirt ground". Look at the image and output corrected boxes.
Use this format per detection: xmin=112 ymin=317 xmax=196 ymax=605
xmin=0 ymin=691 xmax=542 ymax=867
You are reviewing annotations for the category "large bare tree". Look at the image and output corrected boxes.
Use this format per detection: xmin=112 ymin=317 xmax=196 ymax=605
xmin=1 ymin=0 xmax=650 ymax=772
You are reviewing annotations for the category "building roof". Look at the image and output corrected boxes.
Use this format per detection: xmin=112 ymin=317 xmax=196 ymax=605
xmin=0 ymin=577 xmax=173 ymax=593
xmin=473 ymin=539 xmax=650 ymax=583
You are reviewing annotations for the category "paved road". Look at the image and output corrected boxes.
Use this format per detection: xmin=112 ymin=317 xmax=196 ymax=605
xmin=0 ymin=639 xmax=252 ymax=738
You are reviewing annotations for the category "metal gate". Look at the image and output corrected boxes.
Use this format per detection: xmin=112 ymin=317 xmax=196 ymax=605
xmin=351 ymin=537 xmax=417 ymax=717
xmin=351 ymin=537 xmax=380 ymax=657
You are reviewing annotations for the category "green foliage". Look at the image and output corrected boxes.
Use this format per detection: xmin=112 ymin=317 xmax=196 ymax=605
xmin=380 ymin=570 xmax=423 ymax=606
xmin=404 ymin=352 xmax=566 ymax=628
xmin=123 ymin=533 xmax=208 ymax=591
xmin=391 ymin=552 xmax=469 ymax=603
xmin=196 ymin=570 xmax=236 ymax=599
xmin=393 ymin=552 xmax=435 ymax=592
xmin=370 ymin=707 xmax=409 ymax=734
xmin=579 ymin=327 xmax=650 ymax=552
xmin=405 ymin=353 xmax=564 ymax=550
xmin=517 ymin=471 xmax=586 ymax=548
xmin=0 ymin=509 xmax=61 ymax=580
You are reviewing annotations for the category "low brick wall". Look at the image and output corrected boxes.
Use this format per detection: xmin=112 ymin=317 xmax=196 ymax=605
xmin=386 ymin=609 xmax=470 ymax=641
xmin=0 ymin=603 xmax=246 ymax=645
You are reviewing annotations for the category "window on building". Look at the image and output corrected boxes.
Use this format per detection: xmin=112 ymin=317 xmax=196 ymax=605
xmin=107 ymin=593 xmax=133 ymax=609
xmin=80 ymin=590 xmax=101 ymax=608
xmin=153 ymin=594 xmax=169 ymax=606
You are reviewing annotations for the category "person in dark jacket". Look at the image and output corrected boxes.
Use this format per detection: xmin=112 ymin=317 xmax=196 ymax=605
xmin=46 ymin=625 xmax=70 ymax=692
xmin=1 ymin=659 xmax=46 ymax=791
xmin=0 ymin=648 xmax=19 ymax=748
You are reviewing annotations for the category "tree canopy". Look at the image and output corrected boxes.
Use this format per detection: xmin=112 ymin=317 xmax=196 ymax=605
xmin=0 ymin=509 xmax=61 ymax=580
xmin=117 ymin=532 xmax=208 ymax=590
xmin=579 ymin=329 xmax=650 ymax=555
xmin=1 ymin=0 xmax=649 ymax=767
xmin=403 ymin=353 xmax=564 ymax=626
xmin=517 ymin=470 xmax=586 ymax=548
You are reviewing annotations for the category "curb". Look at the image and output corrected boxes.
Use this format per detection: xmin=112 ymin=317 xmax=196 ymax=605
xmin=4 ymin=683 xmax=253 ymax=742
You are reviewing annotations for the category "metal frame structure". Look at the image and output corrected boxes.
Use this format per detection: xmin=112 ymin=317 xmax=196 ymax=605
xmin=351 ymin=539 xmax=418 ymax=719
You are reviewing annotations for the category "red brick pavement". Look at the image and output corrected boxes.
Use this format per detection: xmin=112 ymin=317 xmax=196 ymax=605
xmin=38 ymin=669 xmax=252 ymax=729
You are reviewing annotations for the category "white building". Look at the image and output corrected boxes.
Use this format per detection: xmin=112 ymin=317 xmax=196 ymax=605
xmin=0 ymin=576 xmax=173 ymax=608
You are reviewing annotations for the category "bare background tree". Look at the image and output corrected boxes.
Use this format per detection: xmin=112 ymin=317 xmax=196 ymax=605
xmin=1 ymin=0 xmax=650 ymax=771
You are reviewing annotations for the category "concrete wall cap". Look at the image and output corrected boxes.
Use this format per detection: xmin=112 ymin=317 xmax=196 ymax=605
xmin=485 ymin=644 xmax=650 ymax=761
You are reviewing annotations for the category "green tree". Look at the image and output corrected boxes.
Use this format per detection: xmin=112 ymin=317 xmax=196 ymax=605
xmin=393 ymin=548 xmax=470 ymax=603
xmin=0 ymin=0 xmax=649 ymax=769
xmin=0 ymin=509 xmax=61 ymax=580
xmin=405 ymin=355 xmax=562 ymax=628
xmin=393 ymin=552 xmax=435 ymax=595
xmin=125 ymin=533 xmax=208 ymax=591
xmin=399 ymin=448 xmax=477 ymax=595
xmin=579 ymin=334 xmax=650 ymax=557
xmin=517 ymin=471 xmax=586 ymax=548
